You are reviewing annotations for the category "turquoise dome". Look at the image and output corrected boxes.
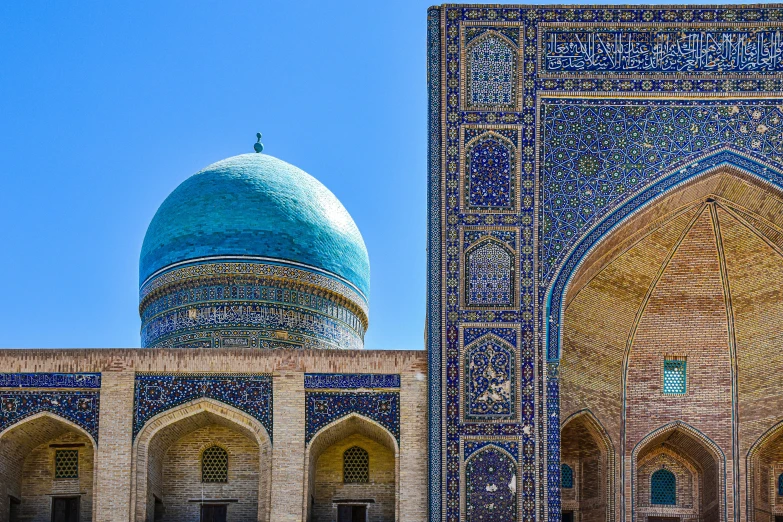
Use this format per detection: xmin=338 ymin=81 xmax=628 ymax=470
xmin=140 ymin=153 xmax=370 ymax=299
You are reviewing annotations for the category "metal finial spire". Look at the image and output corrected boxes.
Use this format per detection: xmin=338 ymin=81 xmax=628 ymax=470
xmin=254 ymin=132 xmax=264 ymax=153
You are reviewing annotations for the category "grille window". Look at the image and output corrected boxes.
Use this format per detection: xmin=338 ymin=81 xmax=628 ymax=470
xmin=343 ymin=446 xmax=369 ymax=483
xmin=201 ymin=446 xmax=228 ymax=483
xmin=651 ymin=468 xmax=676 ymax=505
xmin=561 ymin=464 xmax=574 ymax=489
xmin=54 ymin=450 xmax=79 ymax=479
xmin=778 ymin=473 xmax=783 ymax=496
xmin=663 ymin=358 xmax=687 ymax=395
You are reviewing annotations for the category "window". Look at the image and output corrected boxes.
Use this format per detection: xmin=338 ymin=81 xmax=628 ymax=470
xmin=663 ymin=358 xmax=687 ymax=395
xmin=651 ymin=468 xmax=676 ymax=505
xmin=343 ymin=446 xmax=369 ymax=483
xmin=778 ymin=473 xmax=783 ymax=496
xmin=561 ymin=464 xmax=574 ymax=489
xmin=54 ymin=450 xmax=79 ymax=479
xmin=201 ymin=446 xmax=228 ymax=483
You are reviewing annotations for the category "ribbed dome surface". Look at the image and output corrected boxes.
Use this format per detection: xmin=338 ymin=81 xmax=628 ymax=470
xmin=140 ymin=153 xmax=370 ymax=298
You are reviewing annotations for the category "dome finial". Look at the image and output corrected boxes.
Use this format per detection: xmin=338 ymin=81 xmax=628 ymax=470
xmin=254 ymin=132 xmax=264 ymax=153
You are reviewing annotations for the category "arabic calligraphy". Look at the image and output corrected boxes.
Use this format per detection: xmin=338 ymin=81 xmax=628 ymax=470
xmin=544 ymin=29 xmax=783 ymax=73
xmin=0 ymin=373 xmax=101 ymax=389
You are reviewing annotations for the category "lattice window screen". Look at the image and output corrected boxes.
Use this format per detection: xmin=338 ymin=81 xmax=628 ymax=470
xmin=561 ymin=464 xmax=573 ymax=488
xmin=651 ymin=469 xmax=676 ymax=505
xmin=343 ymin=446 xmax=369 ymax=483
xmin=663 ymin=358 xmax=687 ymax=395
xmin=54 ymin=450 xmax=79 ymax=479
xmin=778 ymin=473 xmax=783 ymax=496
xmin=201 ymin=446 xmax=228 ymax=483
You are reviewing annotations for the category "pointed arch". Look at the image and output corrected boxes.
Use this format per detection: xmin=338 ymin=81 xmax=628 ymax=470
xmin=0 ymin=411 xmax=99 ymax=522
xmin=631 ymin=421 xmax=726 ymax=522
xmin=463 ymin=444 xmax=518 ymax=522
xmin=745 ymin=417 xmax=783 ymax=521
xmin=303 ymin=412 xmax=399 ymax=522
xmin=561 ymin=409 xmax=617 ymax=521
xmin=462 ymin=130 xmax=518 ymax=213
xmin=130 ymin=397 xmax=272 ymax=522
xmin=463 ymin=236 xmax=516 ymax=308
xmin=549 ymin=149 xmax=783 ymax=522
xmin=464 ymin=30 xmax=519 ymax=110
xmin=462 ymin=333 xmax=516 ymax=422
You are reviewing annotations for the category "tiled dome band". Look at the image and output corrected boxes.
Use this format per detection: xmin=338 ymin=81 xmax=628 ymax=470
xmin=139 ymin=260 xmax=368 ymax=350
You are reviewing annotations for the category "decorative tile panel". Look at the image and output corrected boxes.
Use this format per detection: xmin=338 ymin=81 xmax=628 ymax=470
xmin=465 ymin=445 xmax=518 ymax=522
xmin=465 ymin=31 xmax=519 ymax=109
xmin=0 ymin=391 xmax=100 ymax=443
xmin=305 ymin=391 xmax=400 ymax=443
xmin=304 ymin=374 xmax=400 ymax=389
xmin=465 ymin=132 xmax=517 ymax=212
xmin=0 ymin=373 xmax=101 ymax=389
xmin=463 ymin=335 xmax=516 ymax=422
xmin=132 ymin=373 xmax=272 ymax=441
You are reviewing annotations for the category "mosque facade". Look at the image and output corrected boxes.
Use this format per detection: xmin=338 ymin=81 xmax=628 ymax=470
xmin=4 ymin=4 xmax=783 ymax=522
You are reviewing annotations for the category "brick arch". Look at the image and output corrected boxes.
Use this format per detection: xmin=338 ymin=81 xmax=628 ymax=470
xmin=746 ymin=418 xmax=783 ymax=522
xmin=552 ymin=149 xmax=783 ymax=522
xmin=130 ymin=397 xmax=272 ymax=522
xmin=561 ymin=409 xmax=616 ymax=521
xmin=631 ymin=421 xmax=726 ymax=522
xmin=303 ymin=412 xmax=399 ymax=522
xmin=0 ymin=411 xmax=98 ymax=522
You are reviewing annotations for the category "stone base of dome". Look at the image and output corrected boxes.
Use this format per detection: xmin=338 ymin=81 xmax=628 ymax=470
xmin=139 ymin=260 xmax=368 ymax=350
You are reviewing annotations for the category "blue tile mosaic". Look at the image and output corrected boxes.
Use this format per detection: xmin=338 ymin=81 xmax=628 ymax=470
xmin=427 ymin=5 xmax=783 ymax=521
xmin=0 ymin=373 xmax=101 ymax=389
xmin=0 ymin=391 xmax=100 ymax=443
xmin=303 ymin=374 xmax=400 ymax=389
xmin=465 ymin=336 xmax=515 ymax=421
xmin=464 ymin=440 xmax=518 ymax=461
xmin=465 ymin=445 xmax=518 ymax=521
xmin=305 ymin=391 xmax=399 ymax=443
xmin=465 ymin=239 xmax=515 ymax=308
xmin=466 ymin=133 xmax=516 ymax=211
xmin=133 ymin=373 xmax=272 ymax=441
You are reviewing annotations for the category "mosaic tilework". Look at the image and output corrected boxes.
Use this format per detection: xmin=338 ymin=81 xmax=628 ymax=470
xmin=464 ymin=439 xmax=518 ymax=461
xmin=464 ymin=336 xmax=516 ymax=421
xmin=466 ymin=32 xmax=518 ymax=109
xmin=466 ymin=133 xmax=516 ymax=211
xmin=0 ymin=391 xmax=100 ymax=442
xmin=139 ymin=259 xmax=368 ymax=350
xmin=132 ymin=374 xmax=272 ymax=441
xmin=541 ymin=99 xmax=783 ymax=284
xmin=465 ymin=239 xmax=515 ymax=308
xmin=465 ymin=446 xmax=518 ymax=522
xmin=305 ymin=391 xmax=399 ymax=443
xmin=303 ymin=374 xmax=400 ymax=389
xmin=429 ymin=6 xmax=783 ymax=522
xmin=0 ymin=373 xmax=101 ymax=389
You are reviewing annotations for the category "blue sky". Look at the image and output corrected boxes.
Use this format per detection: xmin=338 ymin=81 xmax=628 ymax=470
xmin=0 ymin=1 xmax=744 ymax=348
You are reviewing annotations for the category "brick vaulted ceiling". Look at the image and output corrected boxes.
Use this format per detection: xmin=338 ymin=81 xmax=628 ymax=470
xmin=560 ymin=169 xmax=783 ymax=450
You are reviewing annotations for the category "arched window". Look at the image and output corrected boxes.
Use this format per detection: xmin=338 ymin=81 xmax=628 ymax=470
xmin=650 ymin=468 xmax=676 ymax=505
xmin=778 ymin=473 xmax=783 ymax=496
xmin=466 ymin=32 xmax=517 ymax=109
xmin=343 ymin=446 xmax=369 ymax=483
xmin=465 ymin=239 xmax=514 ymax=307
xmin=561 ymin=463 xmax=574 ymax=489
xmin=201 ymin=446 xmax=228 ymax=483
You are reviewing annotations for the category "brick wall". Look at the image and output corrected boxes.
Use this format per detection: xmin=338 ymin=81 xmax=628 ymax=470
xmin=0 ymin=349 xmax=427 ymax=522
xmin=310 ymin=433 xmax=395 ymax=522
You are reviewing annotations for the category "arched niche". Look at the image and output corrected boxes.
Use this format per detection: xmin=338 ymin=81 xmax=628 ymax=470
xmin=303 ymin=413 xmax=399 ymax=522
xmin=560 ymin=410 xmax=616 ymax=522
xmin=0 ymin=412 xmax=97 ymax=522
xmin=632 ymin=422 xmax=725 ymax=522
xmin=130 ymin=398 xmax=272 ymax=522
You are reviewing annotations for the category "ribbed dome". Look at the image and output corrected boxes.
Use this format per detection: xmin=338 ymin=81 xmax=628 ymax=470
xmin=140 ymin=153 xmax=370 ymax=299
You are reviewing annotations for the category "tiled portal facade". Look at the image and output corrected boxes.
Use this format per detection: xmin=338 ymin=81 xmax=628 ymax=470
xmin=428 ymin=4 xmax=783 ymax=522
xmin=5 ymin=4 xmax=783 ymax=522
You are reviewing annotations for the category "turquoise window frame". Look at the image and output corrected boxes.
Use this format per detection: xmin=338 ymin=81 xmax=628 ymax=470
xmin=663 ymin=358 xmax=687 ymax=395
